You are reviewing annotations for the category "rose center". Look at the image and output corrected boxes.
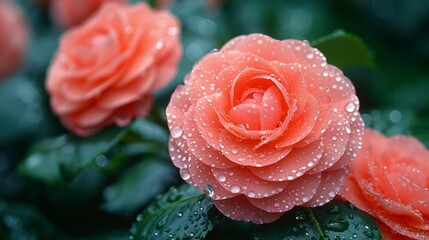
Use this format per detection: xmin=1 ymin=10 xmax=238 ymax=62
xmin=229 ymin=86 xmax=284 ymax=131
xmin=72 ymin=31 xmax=117 ymax=67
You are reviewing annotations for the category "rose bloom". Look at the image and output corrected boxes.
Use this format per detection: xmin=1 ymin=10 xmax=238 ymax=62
xmin=167 ymin=34 xmax=364 ymax=223
xmin=52 ymin=0 xmax=127 ymax=28
xmin=46 ymin=3 xmax=181 ymax=136
xmin=340 ymin=129 xmax=429 ymax=240
xmin=0 ymin=0 xmax=28 ymax=79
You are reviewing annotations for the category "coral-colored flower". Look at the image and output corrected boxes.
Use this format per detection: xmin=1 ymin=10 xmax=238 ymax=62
xmin=52 ymin=0 xmax=127 ymax=28
xmin=167 ymin=34 xmax=364 ymax=224
xmin=340 ymin=128 xmax=429 ymax=239
xmin=46 ymin=3 xmax=181 ymax=136
xmin=0 ymin=0 xmax=28 ymax=79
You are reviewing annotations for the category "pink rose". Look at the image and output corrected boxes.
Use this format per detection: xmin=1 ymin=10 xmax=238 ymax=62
xmin=167 ymin=34 xmax=364 ymax=224
xmin=52 ymin=0 xmax=127 ymax=28
xmin=0 ymin=0 xmax=29 ymax=79
xmin=340 ymin=129 xmax=429 ymax=239
xmin=46 ymin=3 xmax=182 ymax=136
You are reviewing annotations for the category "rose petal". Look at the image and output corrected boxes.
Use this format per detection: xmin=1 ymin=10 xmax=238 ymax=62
xmin=303 ymin=168 xmax=347 ymax=207
xmin=97 ymin=68 xmax=155 ymax=109
xmin=339 ymin=177 xmax=373 ymax=213
xmin=214 ymin=195 xmax=283 ymax=224
xmin=188 ymin=156 xmax=238 ymax=200
xmin=184 ymin=106 xmax=237 ymax=169
xmin=218 ymin=130 xmax=292 ymax=167
xmin=211 ymin=167 xmax=287 ymax=198
xmin=275 ymin=94 xmax=318 ymax=147
xmin=282 ymin=39 xmax=326 ymax=67
xmin=221 ymin=34 xmax=297 ymax=64
xmin=51 ymin=94 xmax=88 ymax=114
xmin=229 ymin=103 xmax=262 ymax=130
xmin=169 ymin=138 xmax=189 ymax=169
xmin=250 ymin=140 xmax=323 ymax=181
xmin=66 ymin=106 xmax=111 ymax=128
xmin=260 ymin=86 xmax=284 ymax=130
xmin=248 ymin=173 xmax=321 ymax=213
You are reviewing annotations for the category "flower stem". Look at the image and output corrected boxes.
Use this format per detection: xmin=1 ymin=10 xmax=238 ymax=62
xmin=305 ymin=207 xmax=326 ymax=239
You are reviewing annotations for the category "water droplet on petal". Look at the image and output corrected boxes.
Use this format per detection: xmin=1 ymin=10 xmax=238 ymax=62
xmin=204 ymin=184 xmax=214 ymax=197
xmin=230 ymin=185 xmax=240 ymax=193
xmin=217 ymin=175 xmax=226 ymax=182
xmin=171 ymin=126 xmax=183 ymax=138
xmin=181 ymin=170 xmax=191 ymax=180
xmin=155 ymin=41 xmax=164 ymax=50
xmin=345 ymin=102 xmax=356 ymax=113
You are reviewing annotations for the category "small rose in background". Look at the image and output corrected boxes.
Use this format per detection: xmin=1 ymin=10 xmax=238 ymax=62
xmin=0 ymin=0 xmax=29 ymax=79
xmin=52 ymin=0 xmax=127 ymax=28
xmin=46 ymin=3 xmax=182 ymax=136
xmin=340 ymin=129 xmax=429 ymax=239
xmin=167 ymin=33 xmax=364 ymax=224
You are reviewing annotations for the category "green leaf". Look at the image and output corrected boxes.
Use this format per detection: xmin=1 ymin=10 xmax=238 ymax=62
xmin=254 ymin=200 xmax=382 ymax=240
xmin=102 ymin=159 xmax=177 ymax=216
xmin=129 ymin=118 xmax=169 ymax=143
xmin=86 ymin=230 xmax=129 ymax=240
xmin=0 ymin=200 xmax=70 ymax=240
xmin=312 ymin=30 xmax=374 ymax=69
xmin=130 ymin=184 xmax=221 ymax=240
xmin=19 ymin=127 xmax=128 ymax=184
xmin=362 ymin=109 xmax=413 ymax=137
xmin=0 ymin=76 xmax=46 ymax=143
xmin=362 ymin=109 xmax=429 ymax=147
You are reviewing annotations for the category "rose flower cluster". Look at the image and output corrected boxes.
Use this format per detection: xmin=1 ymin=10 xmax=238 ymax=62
xmin=27 ymin=1 xmax=429 ymax=239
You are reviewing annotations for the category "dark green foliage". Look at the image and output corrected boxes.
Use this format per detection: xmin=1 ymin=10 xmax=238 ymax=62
xmin=102 ymin=158 xmax=177 ymax=216
xmin=313 ymin=30 xmax=374 ymax=69
xmin=19 ymin=127 xmax=127 ymax=184
xmin=0 ymin=200 xmax=70 ymax=240
xmin=130 ymin=185 xmax=221 ymax=240
xmin=254 ymin=200 xmax=382 ymax=240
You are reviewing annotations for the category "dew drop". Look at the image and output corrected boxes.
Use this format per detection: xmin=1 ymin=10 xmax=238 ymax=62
xmin=167 ymin=27 xmax=179 ymax=36
xmin=217 ymin=175 xmax=226 ymax=182
xmin=230 ymin=185 xmax=240 ymax=193
xmin=345 ymin=102 xmax=356 ymax=113
xmin=181 ymin=170 xmax=191 ymax=180
xmin=155 ymin=41 xmax=164 ymax=50
xmin=204 ymin=184 xmax=214 ymax=197
xmin=247 ymin=191 xmax=256 ymax=198
xmin=171 ymin=126 xmax=183 ymax=138
xmin=345 ymin=127 xmax=351 ymax=134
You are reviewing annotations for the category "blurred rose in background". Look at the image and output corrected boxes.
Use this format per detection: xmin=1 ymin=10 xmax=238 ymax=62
xmin=51 ymin=0 xmax=127 ymax=28
xmin=0 ymin=0 xmax=29 ymax=79
xmin=46 ymin=3 xmax=182 ymax=136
